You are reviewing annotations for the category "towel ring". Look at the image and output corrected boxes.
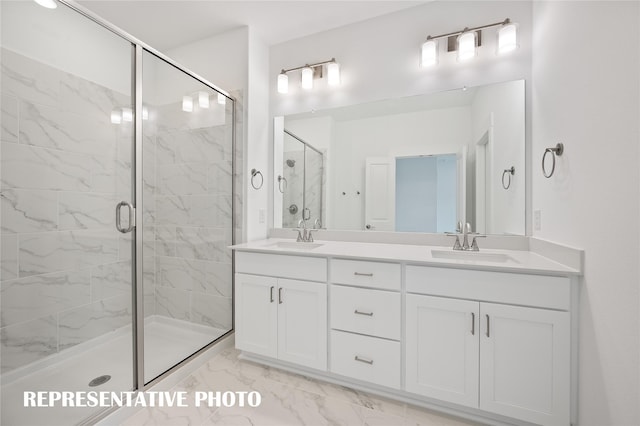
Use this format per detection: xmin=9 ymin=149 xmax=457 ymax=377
xmin=277 ymin=175 xmax=287 ymax=193
xmin=542 ymin=143 xmax=564 ymax=178
xmin=502 ymin=166 xmax=515 ymax=190
xmin=250 ymin=168 xmax=263 ymax=190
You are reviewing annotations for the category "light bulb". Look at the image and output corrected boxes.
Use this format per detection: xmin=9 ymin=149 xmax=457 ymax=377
xmin=498 ymin=22 xmax=518 ymax=54
xmin=34 ymin=0 xmax=57 ymax=9
xmin=277 ymin=72 xmax=288 ymax=94
xmin=182 ymin=96 xmax=193 ymax=112
xmin=301 ymin=66 xmax=313 ymax=90
xmin=121 ymin=107 xmax=133 ymax=122
xmin=198 ymin=92 xmax=210 ymax=108
xmin=457 ymin=31 xmax=477 ymax=62
xmin=110 ymin=109 xmax=122 ymax=124
xmin=421 ymin=39 xmax=438 ymax=67
xmin=327 ymin=61 xmax=340 ymax=86
xmin=217 ymin=93 xmax=226 ymax=105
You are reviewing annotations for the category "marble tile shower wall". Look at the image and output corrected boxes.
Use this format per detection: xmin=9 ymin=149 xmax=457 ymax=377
xmin=150 ymin=98 xmax=233 ymax=334
xmin=0 ymin=48 xmax=134 ymax=373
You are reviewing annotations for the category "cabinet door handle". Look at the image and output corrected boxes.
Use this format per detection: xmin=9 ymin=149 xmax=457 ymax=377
xmin=354 ymin=272 xmax=373 ymax=277
xmin=270 ymin=286 xmax=274 ymax=303
xmin=278 ymin=287 xmax=283 ymax=304
xmin=471 ymin=312 xmax=475 ymax=335
xmin=486 ymin=314 xmax=490 ymax=338
xmin=354 ymin=355 xmax=374 ymax=365
xmin=354 ymin=310 xmax=374 ymax=316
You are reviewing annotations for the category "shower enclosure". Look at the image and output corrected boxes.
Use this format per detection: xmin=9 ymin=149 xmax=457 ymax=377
xmin=0 ymin=2 xmax=235 ymax=425
xmin=280 ymin=130 xmax=323 ymax=228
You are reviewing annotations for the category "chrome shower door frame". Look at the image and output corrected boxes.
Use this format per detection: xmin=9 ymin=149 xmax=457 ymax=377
xmin=53 ymin=1 xmax=237 ymax=422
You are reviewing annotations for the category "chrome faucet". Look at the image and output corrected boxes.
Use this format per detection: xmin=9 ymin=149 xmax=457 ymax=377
xmin=294 ymin=219 xmax=314 ymax=242
xmin=446 ymin=222 xmax=484 ymax=251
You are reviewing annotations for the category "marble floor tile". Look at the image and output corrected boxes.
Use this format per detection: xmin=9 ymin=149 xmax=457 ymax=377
xmin=114 ymin=348 xmax=485 ymax=426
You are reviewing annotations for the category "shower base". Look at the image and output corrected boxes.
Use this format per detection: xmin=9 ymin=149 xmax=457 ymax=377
xmin=1 ymin=315 xmax=228 ymax=426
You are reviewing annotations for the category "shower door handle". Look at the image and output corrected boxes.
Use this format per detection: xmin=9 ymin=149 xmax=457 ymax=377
xmin=115 ymin=201 xmax=135 ymax=233
xmin=303 ymin=208 xmax=311 ymax=221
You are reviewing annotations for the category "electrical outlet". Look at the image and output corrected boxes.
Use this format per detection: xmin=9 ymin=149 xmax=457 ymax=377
xmin=258 ymin=208 xmax=266 ymax=224
xmin=534 ymin=210 xmax=541 ymax=231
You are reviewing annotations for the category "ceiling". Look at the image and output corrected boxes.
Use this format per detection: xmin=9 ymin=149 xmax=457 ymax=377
xmin=77 ymin=1 xmax=427 ymax=51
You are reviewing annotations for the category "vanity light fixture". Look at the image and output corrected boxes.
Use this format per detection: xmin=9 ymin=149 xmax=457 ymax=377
xmin=457 ymin=30 xmax=477 ymax=61
xmin=182 ymin=95 xmax=193 ymax=112
xmin=34 ymin=0 xmax=57 ymax=9
xmin=421 ymin=38 xmax=438 ymax=67
xmin=198 ymin=91 xmax=210 ymax=108
xmin=301 ymin=66 xmax=314 ymax=90
xmin=277 ymin=58 xmax=340 ymax=94
xmin=277 ymin=72 xmax=289 ymax=94
xmin=497 ymin=20 xmax=518 ymax=54
xmin=420 ymin=18 xmax=517 ymax=68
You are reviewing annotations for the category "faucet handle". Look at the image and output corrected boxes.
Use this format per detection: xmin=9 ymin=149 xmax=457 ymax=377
xmin=307 ymin=229 xmax=315 ymax=243
xmin=445 ymin=232 xmax=462 ymax=250
xmin=470 ymin=235 xmax=486 ymax=251
xmin=292 ymin=228 xmax=303 ymax=242
xmin=456 ymin=221 xmax=463 ymax=233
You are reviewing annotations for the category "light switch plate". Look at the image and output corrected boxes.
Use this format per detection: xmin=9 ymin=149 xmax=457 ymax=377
xmin=534 ymin=210 xmax=541 ymax=231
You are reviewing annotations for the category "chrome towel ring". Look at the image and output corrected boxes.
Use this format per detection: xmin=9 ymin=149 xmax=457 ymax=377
xmin=502 ymin=166 xmax=515 ymax=190
xmin=542 ymin=143 xmax=564 ymax=178
xmin=250 ymin=168 xmax=263 ymax=189
xmin=277 ymin=175 xmax=287 ymax=193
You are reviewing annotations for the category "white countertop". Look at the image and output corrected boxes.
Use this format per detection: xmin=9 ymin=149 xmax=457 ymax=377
xmin=231 ymin=238 xmax=581 ymax=276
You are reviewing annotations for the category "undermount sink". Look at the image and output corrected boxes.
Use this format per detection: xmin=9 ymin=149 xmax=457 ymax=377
xmin=267 ymin=241 xmax=324 ymax=250
xmin=431 ymin=249 xmax=518 ymax=264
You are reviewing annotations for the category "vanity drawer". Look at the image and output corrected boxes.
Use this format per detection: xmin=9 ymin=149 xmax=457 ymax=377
xmin=235 ymin=251 xmax=327 ymax=282
xmin=330 ymin=259 xmax=400 ymax=290
xmin=330 ymin=330 xmax=400 ymax=389
xmin=406 ymin=265 xmax=571 ymax=310
xmin=330 ymin=285 xmax=400 ymax=340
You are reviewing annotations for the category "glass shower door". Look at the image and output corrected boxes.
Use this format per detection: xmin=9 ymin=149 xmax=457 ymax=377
xmin=1 ymin=2 xmax=135 ymax=425
xmin=304 ymin=147 xmax=324 ymax=228
xmin=141 ymin=50 xmax=234 ymax=383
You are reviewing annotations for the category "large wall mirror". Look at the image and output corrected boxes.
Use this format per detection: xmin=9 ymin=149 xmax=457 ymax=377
xmin=273 ymin=79 xmax=525 ymax=235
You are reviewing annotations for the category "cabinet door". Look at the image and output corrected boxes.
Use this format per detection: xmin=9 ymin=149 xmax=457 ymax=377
xmin=234 ymin=273 xmax=277 ymax=358
xmin=277 ymin=278 xmax=327 ymax=370
xmin=406 ymin=294 xmax=480 ymax=408
xmin=480 ymin=303 xmax=570 ymax=426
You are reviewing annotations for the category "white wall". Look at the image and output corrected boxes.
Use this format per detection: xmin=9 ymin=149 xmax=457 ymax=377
xmin=1 ymin=1 xmax=131 ymax=94
xmin=165 ymin=26 xmax=270 ymax=242
xmin=532 ymin=1 xmax=640 ymax=424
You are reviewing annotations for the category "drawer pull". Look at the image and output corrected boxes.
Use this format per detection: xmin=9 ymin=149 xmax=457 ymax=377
xmin=270 ymin=286 xmax=274 ymax=303
xmin=354 ymin=272 xmax=373 ymax=277
xmin=354 ymin=310 xmax=374 ymax=316
xmin=354 ymin=355 xmax=374 ymax=365
xmin=279 ymin=287 xmax=283 ymax=304
xmin=486 ymin=314 xmax=490 ymax=337
xmin=471 ymin=312 xmax=475 ymax=335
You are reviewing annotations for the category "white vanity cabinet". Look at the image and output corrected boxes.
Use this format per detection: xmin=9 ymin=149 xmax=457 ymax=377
xmin=406 ymin=266 xmax=571 ymax=426
xmin=235 ymin=252 xmax=328 ymax=371
xmin=329 ymin=259 xmax=402 ymax=389
xmin=232 ymin=241 xmax=580 ymax=426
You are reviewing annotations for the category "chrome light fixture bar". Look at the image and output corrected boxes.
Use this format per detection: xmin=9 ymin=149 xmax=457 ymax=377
xmin=421 ymin=18 xmax=517 ymax=68
xmin=277 ymin=58 xmax=340 ymax=94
